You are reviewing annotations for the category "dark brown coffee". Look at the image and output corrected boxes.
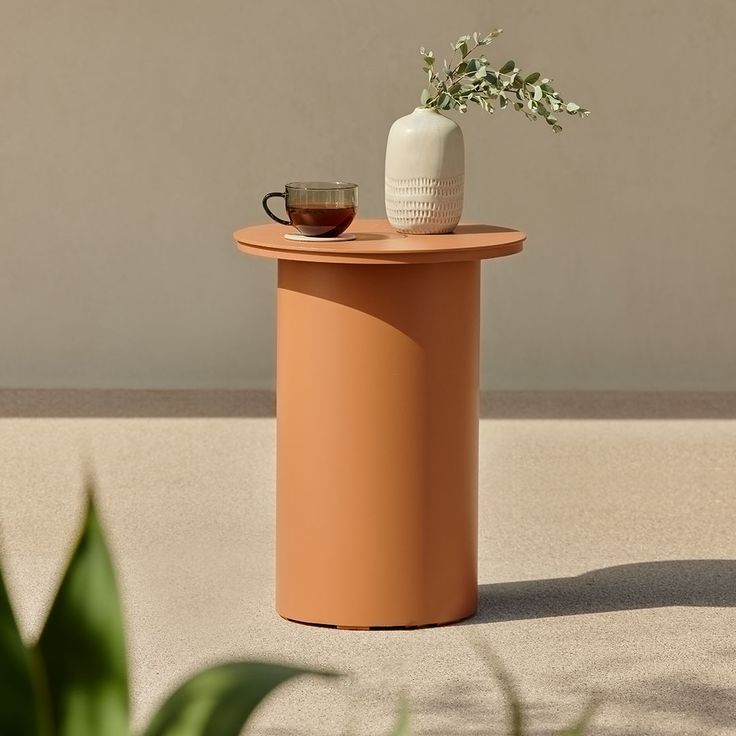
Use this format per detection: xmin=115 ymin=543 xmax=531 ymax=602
xmin=287 ymin=205 xmax=356 ymax=237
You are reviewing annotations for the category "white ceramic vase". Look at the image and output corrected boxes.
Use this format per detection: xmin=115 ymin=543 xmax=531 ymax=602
xmin=385 ymin=107 xmax=464 ymax=234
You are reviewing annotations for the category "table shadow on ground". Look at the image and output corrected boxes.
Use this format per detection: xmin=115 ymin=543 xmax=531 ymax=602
xmin=470 ymin=560 xmax=736 ymax=624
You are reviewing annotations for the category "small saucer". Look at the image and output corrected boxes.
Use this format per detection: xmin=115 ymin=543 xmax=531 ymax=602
xmin=284 ymin=232 xmax=356 ymax=242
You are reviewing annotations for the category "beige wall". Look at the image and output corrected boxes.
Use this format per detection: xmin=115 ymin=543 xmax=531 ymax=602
xmin=2 ymin=1 xmax=734 ymax=390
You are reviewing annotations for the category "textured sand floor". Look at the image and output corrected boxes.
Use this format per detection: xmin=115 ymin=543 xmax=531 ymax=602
xmin=1 ymin=390 xmax=735 ymax=735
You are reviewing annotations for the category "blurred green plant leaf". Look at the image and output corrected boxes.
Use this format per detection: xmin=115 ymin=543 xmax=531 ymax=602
xmin=494 ymin=666 xmax=524 ymax=736
xmin=557 ymin=700 xmax=596 ymax=735
xmin=471 ymin=641 xmax=594 ymax=736
xmin=471 ymin=645 xmax=524 ymax=736
xmin=37 ymin=488 xmax=129 ymax=736
xmin=0 ymin=561 xmax=43 ymax=735
xmin=144 ymin=661 xmax=335 ymax=736
xmin=388 ymin=698 xmax=410 ymax=735
xmin=499 ymin=60 xmax=516 ymax=74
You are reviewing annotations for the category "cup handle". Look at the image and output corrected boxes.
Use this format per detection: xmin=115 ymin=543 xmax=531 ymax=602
xmin=262 ymin=192 xmax=291 ymax=225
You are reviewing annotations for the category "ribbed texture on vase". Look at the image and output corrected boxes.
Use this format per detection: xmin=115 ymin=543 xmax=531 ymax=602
xmin=385 ymin=174 xmax=464 ymax=234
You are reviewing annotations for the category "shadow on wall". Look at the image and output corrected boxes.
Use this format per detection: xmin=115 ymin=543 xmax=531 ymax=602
xmin=2 ymin=390 xmax=736 ymax=418
xmin=471 ymin=559 xmax=736 ymax=624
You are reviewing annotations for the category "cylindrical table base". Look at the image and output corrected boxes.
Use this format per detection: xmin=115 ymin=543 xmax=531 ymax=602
xmin=276 ymin=259 xmax=480 ymax=628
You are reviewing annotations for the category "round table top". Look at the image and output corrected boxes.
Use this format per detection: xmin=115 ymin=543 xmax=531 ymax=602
xmin=234 ymin=218 xmax=525 ymax=265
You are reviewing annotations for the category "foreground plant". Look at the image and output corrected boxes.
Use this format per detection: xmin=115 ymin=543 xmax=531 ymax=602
xmin=475 ymin=645 xmax=596 ymax=736
xmin=419 ymin=30 xmax=590 ymax=131
xmin=388 ymin=650 xmax=594 ymax=736
xmin=0 ymin=476 xmax=590 ymax=736
xmin=0 ymin=480 xmax=334 ymax=736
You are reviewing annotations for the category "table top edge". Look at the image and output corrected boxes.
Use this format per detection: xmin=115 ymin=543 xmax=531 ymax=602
xmin=233 ymin=219 xmax=526 ymax=263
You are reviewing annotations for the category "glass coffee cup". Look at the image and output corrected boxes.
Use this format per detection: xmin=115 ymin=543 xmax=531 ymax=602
xmin=262 ymin=181 xmax=358 ymax=238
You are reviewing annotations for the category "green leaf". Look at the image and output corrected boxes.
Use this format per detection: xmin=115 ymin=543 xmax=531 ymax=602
xmin=499 ymin=60 xmax=515 ymax=74
xmin=525 ymin=72 xmax=540 ymax=85
xmin=389 ymin=699 xmax=410 ymax=735
xmin=557 ymin=701 xmax=596 ymax=735
xmin=144 ymin=661 xmax=335 ymax=736
xmin=509 ymin=74 xmax=522 ymax=89
xmin=476 ymin=649 xmax=524 ymax=735
xmin=420 ymin=88 xmax=430 ymax=106
xmin=553 ymin=124 xmax=562 ymax=132
xmin=37 ymin=488 xmax=129 ymax=736
xmin=533 ymin=85 xmax=543 ymax=101
xmin=492 ymin=665 xmax=524 ymax=736
xmin=566 ymin=102 xmax=580 ymax=113
xmin=479 ymin=97 xmax=494 ymax=114
xmin=0 ymin=561 xmax=43 ymax=736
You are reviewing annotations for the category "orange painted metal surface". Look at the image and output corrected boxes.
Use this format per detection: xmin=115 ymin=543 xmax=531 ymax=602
xmin=234 ymin=217 xmax=525 ymax=265
xmin=235 ymin=219 xmax=525 ymax=628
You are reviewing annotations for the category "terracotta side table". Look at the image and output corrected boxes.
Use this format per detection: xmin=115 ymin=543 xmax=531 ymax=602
xmin=234 ymin=218 xmax=525 ymax=628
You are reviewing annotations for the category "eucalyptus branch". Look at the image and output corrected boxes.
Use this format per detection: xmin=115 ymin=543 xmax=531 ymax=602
xmin=419 ymin=30 xmax=590 ymax=132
